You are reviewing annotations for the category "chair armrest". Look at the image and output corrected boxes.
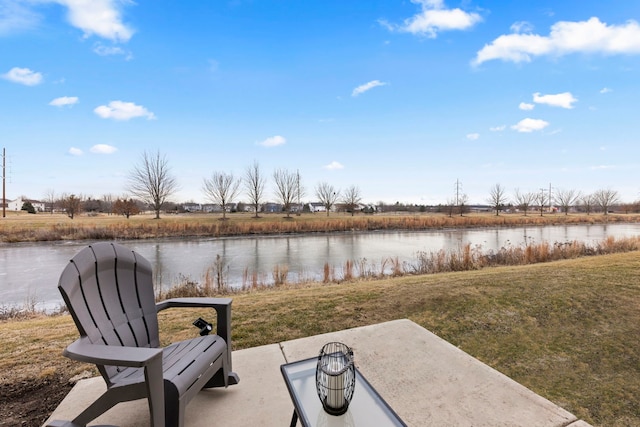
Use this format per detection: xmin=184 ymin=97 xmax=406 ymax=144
xmin=155 ymin=297 xmax=233 ymax=367
xmin=155 ymin=297 xmax=231 ymax=312
xmin=63 ymin=337 xmax=163 ymax=368
xmin=156 ymin=297 xmax=232 ymax=341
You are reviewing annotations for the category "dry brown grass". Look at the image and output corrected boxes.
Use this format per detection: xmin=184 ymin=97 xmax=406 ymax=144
xmin=2 ymin=211 xmax=639 ymax=243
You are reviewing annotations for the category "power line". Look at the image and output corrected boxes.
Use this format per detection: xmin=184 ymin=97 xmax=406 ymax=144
xmin=454 ymin=179 xmax=462 ymax=206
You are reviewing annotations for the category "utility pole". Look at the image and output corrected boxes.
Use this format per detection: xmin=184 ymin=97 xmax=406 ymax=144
xmin=296 ymin=169 xmax=301 ymax=216
xmin=454 ymin=179 xmax=462 ymax=206
xmin=548 ymin=182 xmax=552 ymax=212
xmin=2 ymin=147 xmax=5 ymax=218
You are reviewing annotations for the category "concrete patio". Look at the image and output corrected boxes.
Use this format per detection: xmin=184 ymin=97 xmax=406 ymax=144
xmin=45 ymin=319 xmax=591 ymax=426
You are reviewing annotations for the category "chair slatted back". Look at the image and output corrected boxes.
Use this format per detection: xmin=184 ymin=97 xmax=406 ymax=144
xmin=58 ymin=242 xmax=161 ymax=381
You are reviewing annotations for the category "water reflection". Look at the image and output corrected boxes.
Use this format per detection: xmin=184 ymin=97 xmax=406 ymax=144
xmin=1 ymin=223 xmax=639 ymax=310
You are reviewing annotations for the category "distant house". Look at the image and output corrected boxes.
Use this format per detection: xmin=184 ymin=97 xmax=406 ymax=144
xmin=183 ymin=203 xmax=202 ymax=212
xmin=307 ymin=202 xmax=327 ymax=213
xmin=261 ymin=203 xmax=283 ymax=213
xmin=8 ymin=197 xmax=46 ymax=212
xmin=361 ymin=204 xmax=376 ymax=214
xmin=238 ymin=203 xmax=253 ymax=213
xmin=202 ymin=204 xmax=222 ymax=213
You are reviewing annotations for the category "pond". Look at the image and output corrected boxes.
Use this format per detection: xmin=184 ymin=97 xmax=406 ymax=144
xmin=1 ymin=223 xmax=639 ymax=310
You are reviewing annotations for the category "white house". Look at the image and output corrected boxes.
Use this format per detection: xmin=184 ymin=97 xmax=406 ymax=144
xmin=307 ymin=202 xmax=327 ymax=213
xmin=7 ymin=197 xmax=46 ymax=212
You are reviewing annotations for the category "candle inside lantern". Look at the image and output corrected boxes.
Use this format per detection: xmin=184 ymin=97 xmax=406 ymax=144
xmin=326 ymin=359 xmax=346 ymax=409
xmin=316 ymin=342 xmax=355 ymax=416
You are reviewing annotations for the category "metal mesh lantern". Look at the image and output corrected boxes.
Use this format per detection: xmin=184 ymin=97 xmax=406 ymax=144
xmin=315 ymin=342 xmax=355 ymax=416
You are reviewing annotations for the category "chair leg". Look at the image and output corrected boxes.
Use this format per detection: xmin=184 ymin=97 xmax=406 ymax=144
xmin=145 ymin=356 xmax=166 ymax=427
xmin=203 ymin=347 xmax=239 ymax=388
xmin=70 ymin=389 xmax=124 ymax=426
xmin=163 ymin=382 xmax=182 ymax=427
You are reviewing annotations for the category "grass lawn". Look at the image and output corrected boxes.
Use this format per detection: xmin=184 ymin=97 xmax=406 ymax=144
xmin=1 ymin=251 xmax=640 ymax=426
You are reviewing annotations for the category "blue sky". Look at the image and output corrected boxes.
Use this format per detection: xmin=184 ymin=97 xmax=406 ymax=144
xmin=2 ymin=0 xmax=640 ymax=206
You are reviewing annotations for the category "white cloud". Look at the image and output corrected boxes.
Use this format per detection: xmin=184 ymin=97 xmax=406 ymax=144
xmin=519 ymin=102 xmax=535 ymax=110
xmin=352 ymin=80 xmax=387 ymax=97
xmin=68 ymin=147 xmax=83 ymax=156
xmin=510 ymin=21 xmax=534 ymax=34
xmin=1 ymin=1 xmax=134 ymax=42
xmin=258 ymin=135 xmax=286 ymax=147
xmin=473 ymin=17 xmax=640 ymax=66
xmin=2 ymin=67 xmax=43 ymax=86
xmin=381 ymin=0 xmax=482 ymax=38
xmin=0 ymin=0 xmax=41 ymax=35
xmin=90 ymin=144 xmax=117 ymax=154
xmin=49 ymin=96 xmax=79 ymax=107
xmin=94 ymin=101 xmax=156 ymax=121
xmin=600 ymin=87 xmax=612 ymax=94
xmin=533 ymin=92 xmax=577 ymax=109
xmin=55 ymin=0 xmax=134 ymax=42
xmin=466 ymin=133 xmax=479 ymax=140
xmin=323 ymin=161 xmax=344 ymax=170
xmin=93 ymin=44 xmax=123 ymax=55
xmin=511 ymin=118 xmax=550 ymax=133
xmin=490 ymin=125 xmax=506 ymax=132
xmin=93 ymin=43 xmax=132 ymax=59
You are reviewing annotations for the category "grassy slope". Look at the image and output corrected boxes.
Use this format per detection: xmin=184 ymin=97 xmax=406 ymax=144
xmin=2 ymin=252 xmax=640 ymax=426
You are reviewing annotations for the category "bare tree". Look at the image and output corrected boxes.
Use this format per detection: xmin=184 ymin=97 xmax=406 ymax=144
xmin=580 ymin=193 xmax=595 ymax=215
xmin=101 ymin=193 xmax=115 ymax=215
xmin=554 ymin=188 xmax=581 ymax=216
xmin=315 ymin=182 xmax=340 ymax=217
xmin=60 ymin=194 xmax=82 ymax=219
xmin=457 ymin=193 xmax=469 ymax=217
xmin=444 ymin=198 xmax=456 ymax=218
xmin=43 ymin=188 xmax=56 ymax=214
xmin=83 ymin=197 xmax=102 ymax=213
xmin=128 ymin=150 xmax=178 ymax=219
xmin=244 ymin=161 xmax=266 ymax=218
xmin=620 ymin=201 xmax=640 ymax=214
xmin=487 ymin=184 xmax=508 ymax=216
xmin=342 ymin=185 xmax=362 ymax=216
xmin=203 ymin=171 xmax=241 ymax=220
xmin=273 ymin=168 xmax=298 ymax=218
xmin=536 ymin=188 xmax=549 ymax=217
xmin=113 ymin=198 xmax=140 ymax=219
xmin=513 ymin=189 xmax=536 ymax=216
xmin=594 ymin=188 xmax=620 ymax=215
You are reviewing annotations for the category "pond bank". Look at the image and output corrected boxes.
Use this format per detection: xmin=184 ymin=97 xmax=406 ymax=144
xmin=1 ymin=212 xmax=639 ymax=243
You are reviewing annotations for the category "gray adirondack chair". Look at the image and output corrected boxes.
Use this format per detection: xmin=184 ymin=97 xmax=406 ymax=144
xmin=51 ymin=242 xmax=239 ymax=427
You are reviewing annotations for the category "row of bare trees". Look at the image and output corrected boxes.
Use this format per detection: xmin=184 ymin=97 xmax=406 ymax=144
xmin=34 ymin=151 xmax=632 ymax=220
xmin=41 ymin=192 xmax=141 ymax=219
xmin=123 ymin=151 xmax=363 ymax=220
xmin=488 ymin=184 xmax=621 ymax=216
xmin=201 ymin=162 xmax=363 ymax=220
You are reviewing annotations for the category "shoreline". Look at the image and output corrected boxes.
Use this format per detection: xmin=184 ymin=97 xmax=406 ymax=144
xmin=1 ymin=211 xmax=639 ymax=244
